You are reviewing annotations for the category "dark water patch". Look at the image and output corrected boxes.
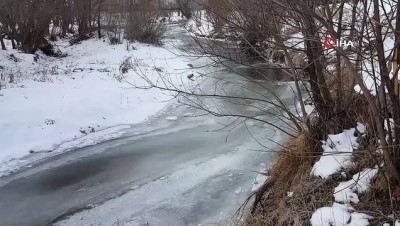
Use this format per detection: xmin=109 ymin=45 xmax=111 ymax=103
xmin=35 ymin=159 xmax=107 ymax=192
xmin=234 ymin=64 xmax=292 ymax=81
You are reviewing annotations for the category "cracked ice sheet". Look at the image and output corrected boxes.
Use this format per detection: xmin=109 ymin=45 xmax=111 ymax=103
xmin=55 ymin=142 xmax=263 ymax=226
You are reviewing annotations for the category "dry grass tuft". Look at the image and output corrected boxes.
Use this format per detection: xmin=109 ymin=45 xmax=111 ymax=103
xmin=306 ymin=92 xmax=369 ymax=140
xmin=269 ymin=133 xmax=321 ymax=196
xmin=355 ymin=173 xmax=400 ymax=225
xmin=343 ymin=93 xmax=370 ymax=125
xmin=344 ymin=139 xmax=400 ymax=224
xmin=239 ymin=72 xmax=397 ymax=225
xmin=243 ymin=123 xmax=398 ymax=226
xmin=244 ymin=132 xmax=327 ymax=226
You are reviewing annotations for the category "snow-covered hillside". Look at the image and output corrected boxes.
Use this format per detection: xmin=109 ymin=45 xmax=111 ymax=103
xmin=0 ymin=30 xmax=204 ymax=176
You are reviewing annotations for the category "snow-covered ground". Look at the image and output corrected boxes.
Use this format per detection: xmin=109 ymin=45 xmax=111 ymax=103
xmin=186 ymin=14 xmax=215 ymax=37
xmin=0 ymin=54 xmax=291 ymax=225
xmin=311 ymin=123 xmax=365 ymax=178
xmin=309 ymin=124 xmax=381 ymax=226
xmin=0 ymin=28 xmax=206 ymax=177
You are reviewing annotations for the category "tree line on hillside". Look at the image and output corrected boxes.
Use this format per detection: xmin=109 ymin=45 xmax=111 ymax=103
xmin=0 ymin=0 xmax=194 ymax=53
xmin=0 ymin=0 xmax=106 ymax=53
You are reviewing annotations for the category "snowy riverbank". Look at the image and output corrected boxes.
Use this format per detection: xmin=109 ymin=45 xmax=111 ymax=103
xmin=0 ymin=27 xmax=206 ymax=177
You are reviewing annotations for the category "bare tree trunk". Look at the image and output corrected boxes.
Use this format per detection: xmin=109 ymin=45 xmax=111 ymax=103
xmin=336 ymin=4 xmax=344 ymax=106
xmin=97 ymin=0 xmax=103 ymax=38
xmin=348 ymin=57 xmax=400 ymax=185
xmin=303 ymin=14 xmax=332 ymax=120
xmin=372 ymin=0 xmax=400 ymax=185
xmin=392 ymin=0 xmax=400 ymax=178
xmin=78 ymin=0 xmax=91 ymax=35
xmin=0 ymin=34 xmax=6 ymax=50
xmin=10 ymin=28 xmax=17 ymax=49
xmin=177 ymin=0 xmax=192 ymax=19
xmin=61 ymin=0 xmax=71 ymax=36
xmin=304 ymin=39 xmax=327 ymax=118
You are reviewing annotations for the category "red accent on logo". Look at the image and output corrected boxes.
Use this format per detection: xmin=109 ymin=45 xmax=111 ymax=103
xmin=323 ymin=37 xmax=336 ymax=49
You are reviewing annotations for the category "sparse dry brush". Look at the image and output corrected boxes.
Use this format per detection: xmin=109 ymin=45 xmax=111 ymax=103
xmin=5 ymin=0 xmax=398 ymax=223
xmin=244 ymin=126 xmax=399 ymax=225
xmin=244 ymin=133 xmax=323 ymax=225
xmin=356 ymin=173 xmax=400 ymax=225
xmin=131 ymin=1 xmax=400 ymax=221
xmin=0 ymin=0 xmax=168 ymax=53
xmin=125 ymin=0 xmax=166 ymax=45
xmin=189 ymin=0 xmax=400 ymax=223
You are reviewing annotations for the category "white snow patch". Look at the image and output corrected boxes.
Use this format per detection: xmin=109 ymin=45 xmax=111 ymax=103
xmin=310 ymin=124 xmax=375 ymax=226
xmin=166 ymin=116 xmax=178 ymax=121
xmin=311 ymin=205 xmax=350 ymax=226
xmin=184 ymin=112 xmax=194 ymax=117
xmin=355 ymin=37 xmax=395 ymax=96
xmin=251 ymin=173 xmax=268 ymax=192
xmin=251 ymin=163 xmax=268 ymax=192
xmin=311 ymin=126 xmax=361 ymax=178
xmin=186 ymin=11 xmax=215 ymax=38
xmin=356 ymin=123 xmax=366 ymax=134
xmin=334 ymin=168 xmax=378 ymax=204
xmin=0 ymin=31 xmax=210 ymax=175
xmin=284 ymin=32 xmax=305 ymax=50
xmin=311 ymin=203 xmax=372 ymax=226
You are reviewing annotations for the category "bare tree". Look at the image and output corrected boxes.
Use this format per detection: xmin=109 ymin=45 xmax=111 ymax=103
xmin=177 ymin=0 xmax=192 ymax=19
xmin=135 ymin=0 xmax=400 ymax=186
xmin=125 ymin=0 xmax=166 ymax=44
xmin=0 ymin=27 xmax=6 ymax=50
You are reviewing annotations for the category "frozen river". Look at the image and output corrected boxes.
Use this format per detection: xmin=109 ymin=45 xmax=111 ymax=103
xmin=0 ymin=25 xmax=297 ymax=226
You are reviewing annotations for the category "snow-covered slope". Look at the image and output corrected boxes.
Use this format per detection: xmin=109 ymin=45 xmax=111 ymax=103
xmin=0 ymin=31 xmax=204 ymax=176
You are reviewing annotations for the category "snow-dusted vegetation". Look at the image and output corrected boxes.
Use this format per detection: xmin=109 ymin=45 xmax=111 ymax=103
xmin=0 ymin=0 xmax=207 ymax=176
xmin=198 ymin=0 xmax=400 ymax=225
xmin=2 ymin=0 xmax=400 ymax=225
xmin=0 ymin=35 xmax=204 ymax=176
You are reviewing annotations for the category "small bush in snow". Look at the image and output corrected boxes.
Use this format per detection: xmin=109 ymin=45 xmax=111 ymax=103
xmin=108 ymin=34 xmax=121 ymax=45
xmin=69 ymin=34 xmax=92 ymax=46
xmin=125 ymin=1 xmax=166 ymax=45
xmin=45 ymin=119 xmax=55 ymax=125
xmin=79 ymin=126 xmax=96 ymax=135
xmin=119 ymin=57 xmax=134 ymax=75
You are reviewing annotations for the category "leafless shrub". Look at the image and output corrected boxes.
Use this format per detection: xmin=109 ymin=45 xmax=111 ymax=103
xmin=1 ymin=68 xmax=23 ymax=85
xmin=119 ymin=57 xmax=134 ymax=75
xmin=125 ymin=0 xmax=166 ymax=45
xmin=103 ymin=13 xmax=124 ymax=43
xmin=240 ymin=133 xmax=324 ymax=225
xmin=69 ymin=33 xmax=93 ymax=46
xmin=107 ymin=33 xmax=121 ymax=45
xmin=177 ymin=0 xmax=193 ymax=19
xmin=355 ymin=173 xmax=400 ymax=225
